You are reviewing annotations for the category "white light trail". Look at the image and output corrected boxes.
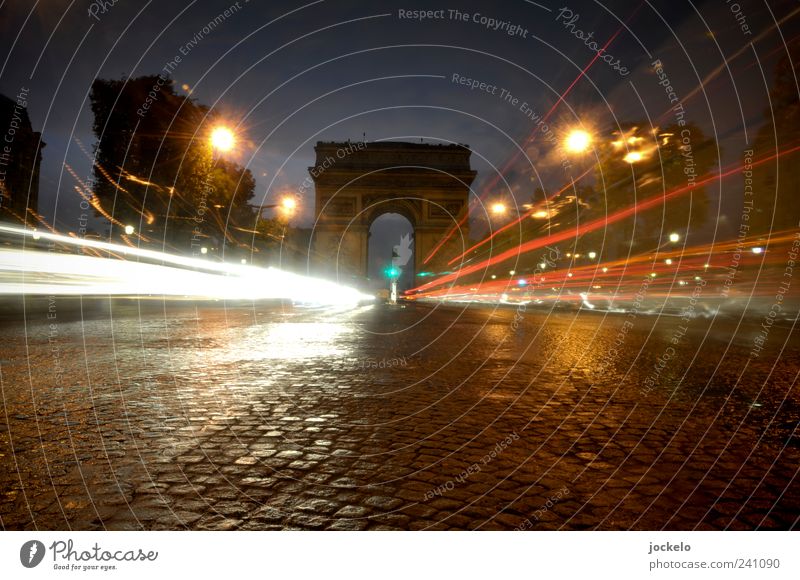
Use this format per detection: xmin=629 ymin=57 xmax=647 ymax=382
xmin=0 ymin=225 xmax=373 ymax=307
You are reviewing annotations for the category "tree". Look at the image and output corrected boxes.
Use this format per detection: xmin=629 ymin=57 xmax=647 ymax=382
xmin=580 ymin=122 xmax=715 ymax=258
xmin=89 ymin=76 xmax=262 ymax=252
xmin=750 ymin=44 xmax=800 ymax=237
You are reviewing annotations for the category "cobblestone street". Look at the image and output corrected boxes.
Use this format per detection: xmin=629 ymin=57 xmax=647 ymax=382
xmin=1 ymin=300 xmax=799 ymax=530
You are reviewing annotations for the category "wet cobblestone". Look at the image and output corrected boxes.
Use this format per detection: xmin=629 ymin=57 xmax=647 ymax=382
xmin=1 ymin=301 xmax=799 ymax=530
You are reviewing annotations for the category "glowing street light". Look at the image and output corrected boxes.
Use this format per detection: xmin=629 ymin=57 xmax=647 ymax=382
xmin=665 ymin=258 xmax=673 ymax=265
xmin=588 ymin=251 xmax=597 ymax=259
xmin=490 ymin=202 xmax=507 ymax=216
xmin=564 ymin=130 xmax=591 ymax=154
xmin=752 ymin=246 xmax=764 ymax=254
xmin=669 ymin=232 xmax=680 ymax=243
xmin=124 ymin=225 xmax=135 ymax=235
xmin=509 ymin=270 xmax=516 ymax=276
xmin=623 ymin=151 xmax=645 ymax=164
xmin=200 ymin=246 xmax=208 ymax=255
xmin=282 ymin=197 xmax=297 ymax=212
xmin=210 ymin=126 xmax=235 ymax=152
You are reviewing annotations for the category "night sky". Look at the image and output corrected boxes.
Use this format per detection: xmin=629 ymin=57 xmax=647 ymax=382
xmin=1 ymin=0 xmax=797 ymax=262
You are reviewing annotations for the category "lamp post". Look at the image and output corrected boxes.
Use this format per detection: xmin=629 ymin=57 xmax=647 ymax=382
xmin=564 ymin=129 xmax=592 ymax=154
xmin=209 ymin=126 xmax=235 ymax=153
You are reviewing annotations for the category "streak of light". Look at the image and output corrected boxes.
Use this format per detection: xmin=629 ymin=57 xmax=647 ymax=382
xmin=411 ymin=144 xmax=800 ymax=294
xmin=655 ymin=5 xmax=800 ymax=126
xmin=0 ymin=225 xmax=373 ymax=307
xmin=423 ymin=17 xmax=637 ymax=266
xmin=408 ymin=230 xmax=798 ymax=302
xmin=446 ymin=166 xmax=594 ymax=265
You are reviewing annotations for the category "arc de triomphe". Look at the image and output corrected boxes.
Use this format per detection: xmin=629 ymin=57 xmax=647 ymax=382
xmin=309 ymin=141 xmax=477 ymax=284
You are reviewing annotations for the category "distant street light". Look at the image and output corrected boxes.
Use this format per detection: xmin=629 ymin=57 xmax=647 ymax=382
xmin=200 ymin=246 xmax=208 ymax=255
xmin=752 ymin=246 xmax=764 ymax=254
xmin=210 ymin=126 xmax=235 ymax=152
xmin=588 ymin=251 xmax=597 ymax=259
xmin=669 ymin=232 xmax=680 ymax=243
xmin=490 ymin=202 xmax=507 ymax=216
xmin=124 ymin=225 xmax=135 ymax=235
xmin=564 ymin=130 xmax=591 ymax=154
xmin=281 ymin=197 xmax=298 ymax=216
xmin=623 ymin=151 xmax=645 ymax=164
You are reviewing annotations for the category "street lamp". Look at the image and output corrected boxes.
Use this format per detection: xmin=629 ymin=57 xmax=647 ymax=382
xmin=623 ymin=151 xmax=645 ymax=164
xmin=564 ymin=130 xmax=591 ymax=154
xmin=200 ymin=246 xmax=208 ymax=255
xmin=280 ymin=197 xmax=298 ymax=217
xmin=210 ymin=126 xmax=235 ymax=152
xmin=669 ymin=232 xmax=680 ymax=243
xmin=490 ymin=202 xmax=507 ymax=216
xmin=124 ymin=225 xmax=135 ymax=235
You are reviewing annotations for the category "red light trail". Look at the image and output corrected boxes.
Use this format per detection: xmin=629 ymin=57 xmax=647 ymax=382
xmin=409 ymin=143 xmax=800 ymax=295
xmin=422 ymin=21 xmax=632 ymax=266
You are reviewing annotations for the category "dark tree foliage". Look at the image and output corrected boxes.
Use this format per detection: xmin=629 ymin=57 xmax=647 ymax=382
xmin=577 ymin=122 xmax=716 ymax=259
xmin=89 ymin=76 xmax=262 ymax=252
xmin=750 ymin=44 xmax=800 ymax=237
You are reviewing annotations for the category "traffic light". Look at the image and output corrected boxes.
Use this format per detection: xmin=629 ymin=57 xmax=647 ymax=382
xmin=384 ymin=266 xmax=401 ymax=279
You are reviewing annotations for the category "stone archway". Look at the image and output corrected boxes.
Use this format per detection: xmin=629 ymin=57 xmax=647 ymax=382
xmin=310 ymin=141 xmax=476 ymax=284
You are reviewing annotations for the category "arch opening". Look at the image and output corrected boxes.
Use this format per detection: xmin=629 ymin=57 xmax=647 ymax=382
xmin=367 ymin=212 xmax=415 ymax=293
